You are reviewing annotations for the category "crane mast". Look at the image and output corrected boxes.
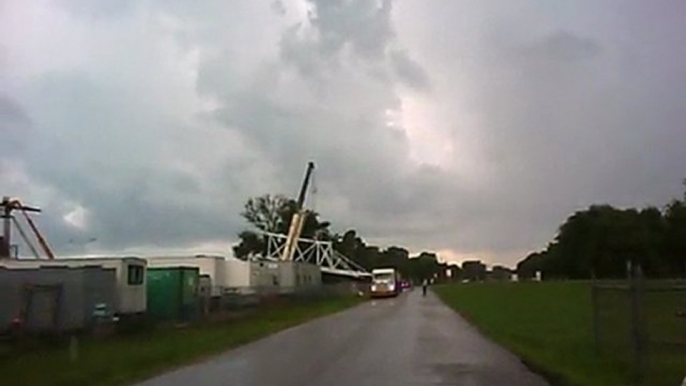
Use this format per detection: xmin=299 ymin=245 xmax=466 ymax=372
xmin=281 ymin=162 xmax=315 ymax=261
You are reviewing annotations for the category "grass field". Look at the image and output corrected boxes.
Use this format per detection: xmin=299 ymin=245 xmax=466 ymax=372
xmin=434 ymin=282 xmax=686 ymax=386
xmin=0 ymin=296 xmax=362 ymax=386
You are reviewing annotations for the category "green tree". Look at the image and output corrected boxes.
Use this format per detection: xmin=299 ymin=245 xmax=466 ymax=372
xmin=232 ymin=230 xmax=266 ymax=260
xmin=334 ymin=230 xmax=358 ymax=259
xmin=233 ymin=194 xmax=449 ymax=278
xmin=665 ymin=199 xmax=686 ymax=275
xmin=517 ymin=182 xmax=686 ymax=279
xmin=378 ymin=246 xmax=410 ymax=274
xmin=636 ymin=207 xmax=668 ymax=276
xmin=241 ymin=194 xmax=290 ymax=233
xmin=517 ymin=252 xmax=545 ymax=279
xmin=358 ymin=246 xmax=382 ymax=270
xmin=405 ymin=252 xmax=447 ymax=282
xmin=233 ymin=194 xmax=332 ymax=259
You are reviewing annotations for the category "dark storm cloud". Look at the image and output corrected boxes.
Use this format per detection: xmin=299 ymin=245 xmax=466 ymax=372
xmin=5 ymin=70 xmax=246 ymax=253
xmin=426 ymin=6 xmax=685 ymax=255
xmin=56 ymin=0 xmax=138 ymax=19
xmin=0 ymin=96 xmax=31 ymax=155
xmin=523 ymin=31 xmax=602 ymax=63
xmin=389 ymin=49 xmax=431 ymax=91
xmin=271 ymin=0 xmax=287 ymax=17
xmin=474 ymin=27 xmax=685 ymax=208
xmin=4 ymin=0 xmax=439 ymax=256
xmin=2 ymin=0 xmax=685 ymax=265
xmin=307 ymin=0 xmax=394 ymax=60
xmin=199 ymin=0 xmax=444 ymax=235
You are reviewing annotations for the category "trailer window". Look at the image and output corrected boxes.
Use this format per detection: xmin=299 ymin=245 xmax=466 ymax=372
xmin=127 ymin=265 xmax=144 ymax=285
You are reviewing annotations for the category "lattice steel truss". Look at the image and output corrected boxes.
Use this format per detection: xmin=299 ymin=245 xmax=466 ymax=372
xmin=260 ymin=231 xmax=370 ymax=279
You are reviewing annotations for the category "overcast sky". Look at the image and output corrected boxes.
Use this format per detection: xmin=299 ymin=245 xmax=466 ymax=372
xmin=1 ymin=0 xmax=685 ymax=266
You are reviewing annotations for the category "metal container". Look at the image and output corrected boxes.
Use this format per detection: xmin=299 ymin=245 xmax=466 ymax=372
xmin=277 ymin=261 xmax=322 ymax=292
xmin=0 ymin=257 xmax=147 ymax=315
xmin=0 ymin=266 xmax=117 ymax=332
xmin=146 ymin=267 xmax=199 ymax=321
xmin=145 ymin=255 xmax=225 ymax=297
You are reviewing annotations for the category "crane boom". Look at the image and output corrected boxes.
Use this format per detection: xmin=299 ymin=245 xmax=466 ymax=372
xmin=296 ymin=162 xmax=315 ymax=210
xmin=11 ymin=216 xmax=41 ymax=259
xmin=16 ymin=202 xmax=56 ymax=260
xmin=281 ymin=162 xmax=315 ymax=261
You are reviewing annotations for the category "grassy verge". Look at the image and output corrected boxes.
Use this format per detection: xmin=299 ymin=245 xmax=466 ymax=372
xmin=434 ymin=282 xmax=643 ymax=386
xmin=0 ymin=296 xmax=363 ymax=386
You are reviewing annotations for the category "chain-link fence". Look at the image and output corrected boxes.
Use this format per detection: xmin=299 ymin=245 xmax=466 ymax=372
xmin=200 ymin=282 xmax=366 ymax=318
xmin=592 ymin=270 xmax=686 ymax=385
xmin=0 ymin=269 xmax=367 ymax=337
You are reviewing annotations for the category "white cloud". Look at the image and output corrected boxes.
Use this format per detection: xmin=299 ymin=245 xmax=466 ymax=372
xmin=63 ymin=204 xmax=88 ymax=229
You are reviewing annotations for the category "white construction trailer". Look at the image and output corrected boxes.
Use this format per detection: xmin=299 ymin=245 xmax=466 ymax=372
xmin=222 ymin=258 xmax=320 ymax=292
xmin=276 ymin=261 xmax=321 ymax=291
xmin=0 ymin=257 xmax=147 ymax=315
xmin=0 ymin=265 xmax=118 ymax=332
xmin=143 ymin=255 xmax=321 ymax=295
xmin=224 ymin=257 xmax=279 ymax=293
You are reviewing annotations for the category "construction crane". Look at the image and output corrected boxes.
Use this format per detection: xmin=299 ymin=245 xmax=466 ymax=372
xmin=280 ymin=162 xmax=315 ymax=261
xmin=0 ymin=197 xmax=55 ymax=259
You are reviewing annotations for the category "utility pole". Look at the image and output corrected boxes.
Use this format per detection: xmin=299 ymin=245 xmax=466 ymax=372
xmin=2 ymin=197 xmax=11 ymax=258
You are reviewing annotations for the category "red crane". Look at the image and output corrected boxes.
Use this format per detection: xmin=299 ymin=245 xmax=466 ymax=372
xmin=0 ymin=197 xmax=55 ymax=259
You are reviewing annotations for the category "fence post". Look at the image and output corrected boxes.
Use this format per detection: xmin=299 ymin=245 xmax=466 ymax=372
xmin=630 ymin=264 xmax=645 ymax=383
xmin=69 ymin=335 xmax=79 ymax=362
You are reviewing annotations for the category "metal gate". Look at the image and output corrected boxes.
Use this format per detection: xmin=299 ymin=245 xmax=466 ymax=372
xmin=592 ymin=268 xmax=686 ymax=384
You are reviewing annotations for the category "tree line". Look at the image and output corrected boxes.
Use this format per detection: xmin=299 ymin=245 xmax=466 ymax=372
xmin=517 ymin=182 xmax=686 ymax=279
xmin=232 ymin=194 xmax=455 ymax=282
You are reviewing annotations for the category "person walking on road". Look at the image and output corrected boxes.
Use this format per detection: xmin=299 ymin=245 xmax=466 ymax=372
xmin=422 ymin=279 xmax=428 ymax=296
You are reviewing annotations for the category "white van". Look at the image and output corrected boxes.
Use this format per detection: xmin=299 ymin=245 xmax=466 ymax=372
xmin=370 ymin=268 xmax=399 ymax=298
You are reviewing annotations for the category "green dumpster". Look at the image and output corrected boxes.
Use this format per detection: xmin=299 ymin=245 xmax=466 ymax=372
xmin=146 ymin=267 xmax=199 ymax=321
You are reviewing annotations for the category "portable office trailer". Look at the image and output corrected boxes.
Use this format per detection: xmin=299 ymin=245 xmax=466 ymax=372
xmin=254 ymin=261 xmax=280 ymax=289
xmin=146 ymin=267 xmax=199 ymax=321
xmin=223 ymin=257 xmax=253 ymax=293
xmin=0 ymin=257 xmax=147 ymax=315
xmin=144 ymin=255 xmax=226 ymax=297
xmin=0 ymin=266 xmax=117 ymax=332
xmin=224 ymin=257 xmax=280 ymax=293
xmin=277 ymin=262 xmax=321 ymax=291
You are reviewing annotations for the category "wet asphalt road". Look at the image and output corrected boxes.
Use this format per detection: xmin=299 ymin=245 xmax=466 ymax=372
xmin=135 ymin=290 xmax=548 ymax=386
